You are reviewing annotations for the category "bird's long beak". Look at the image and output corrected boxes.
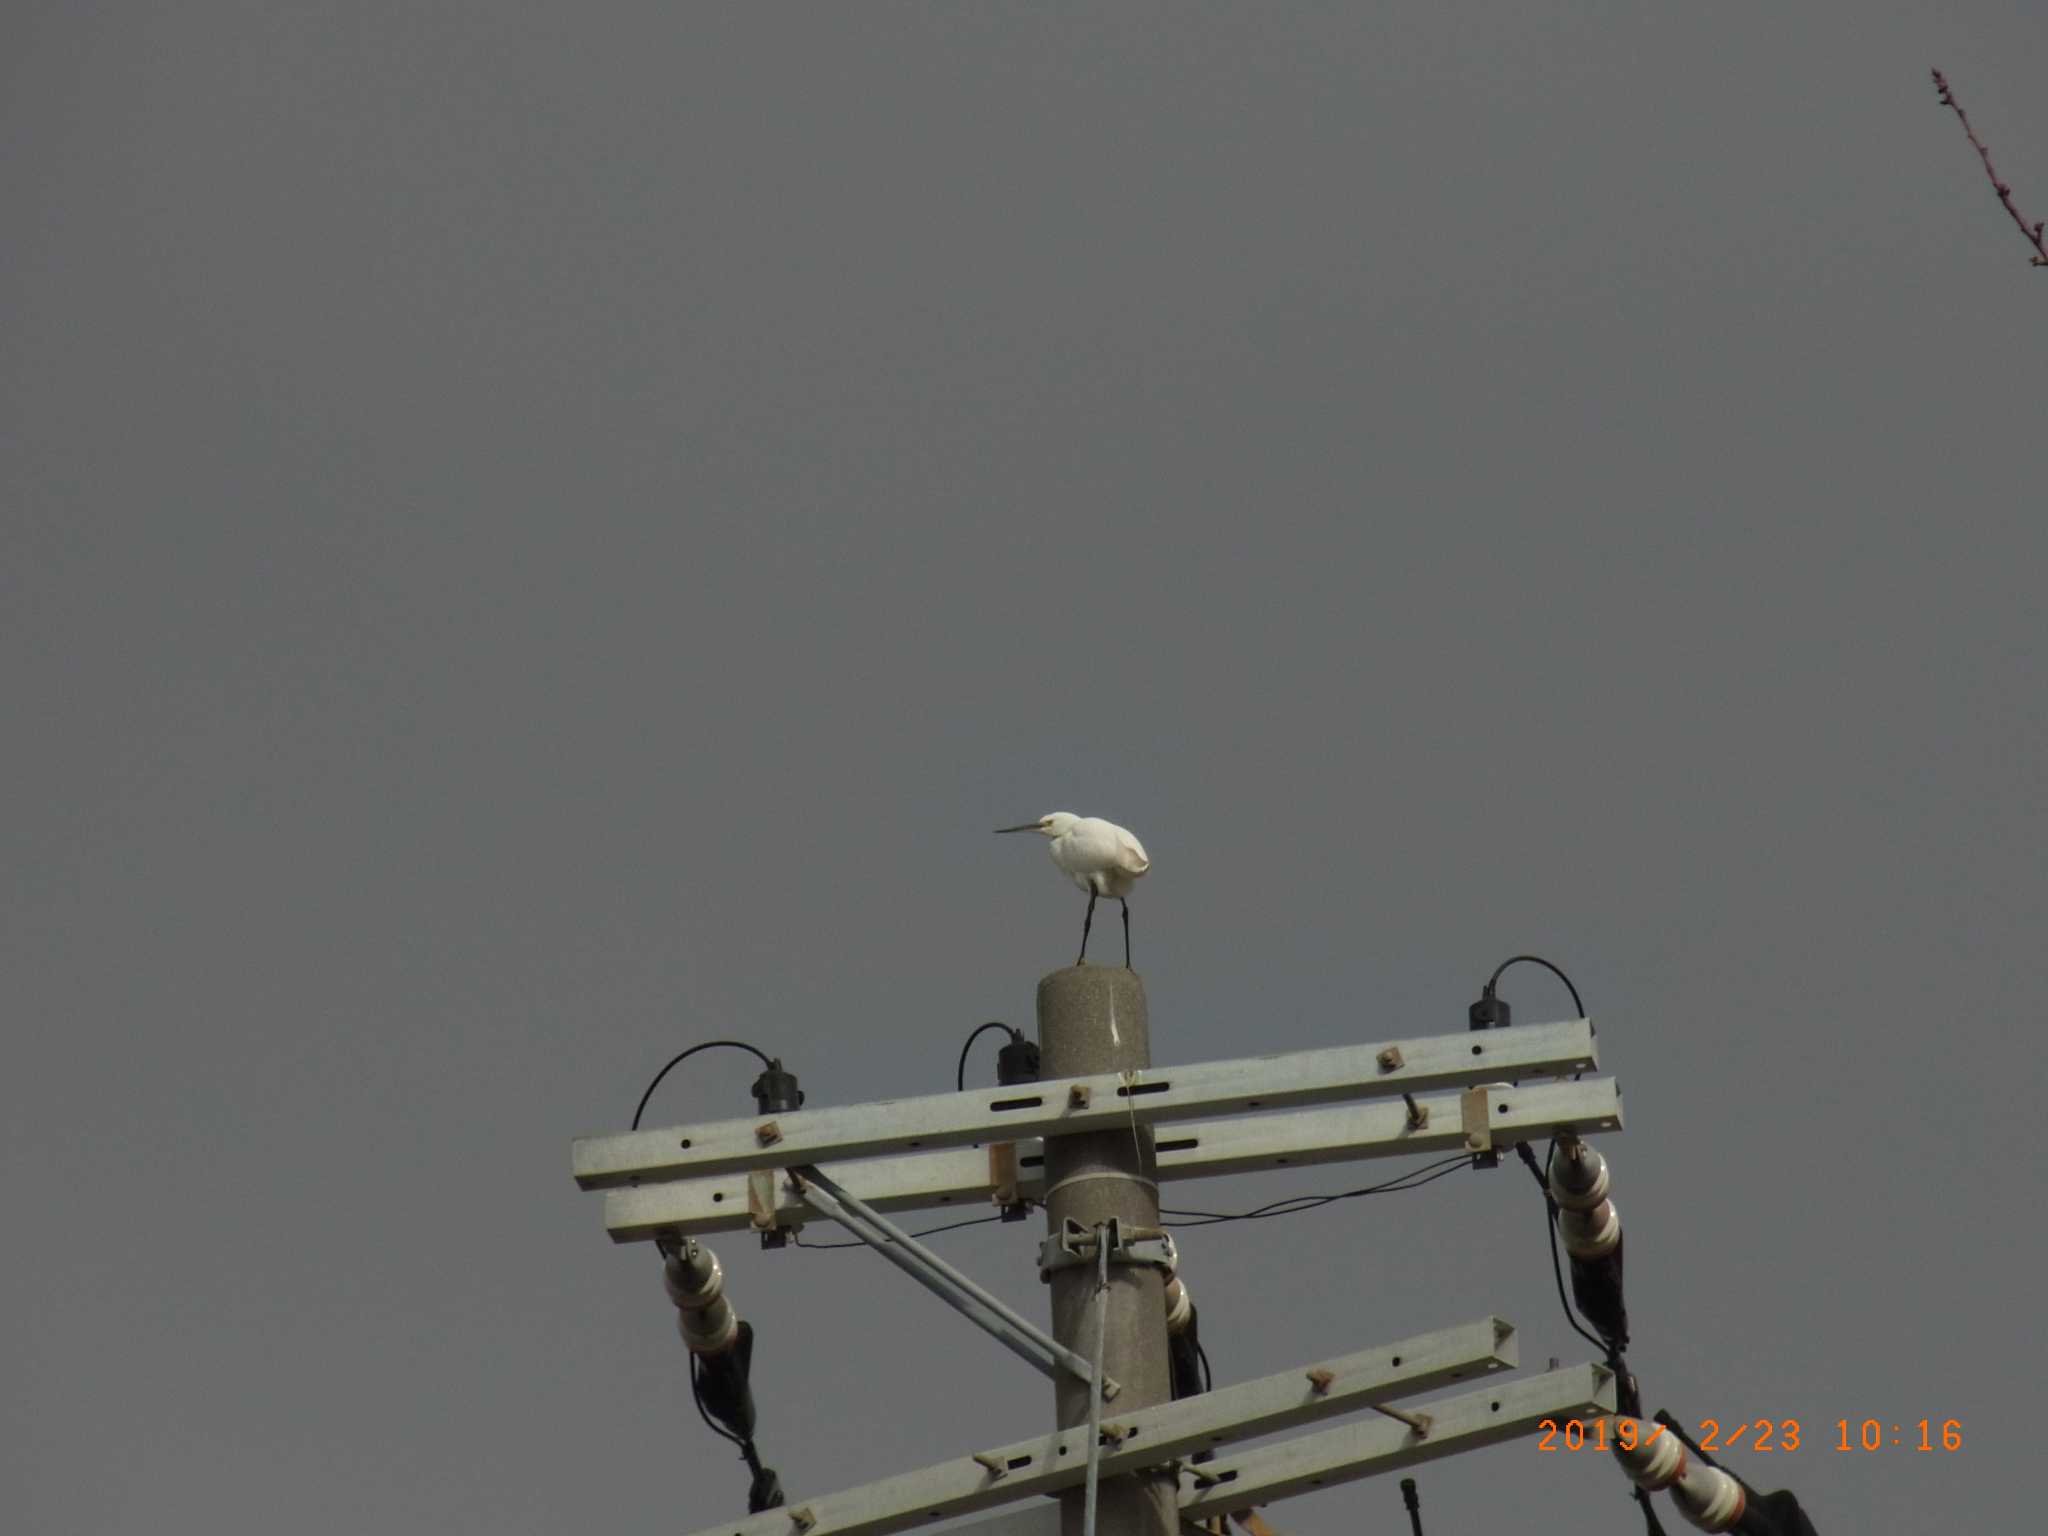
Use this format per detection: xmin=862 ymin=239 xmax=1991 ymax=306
xmin=993 ymin=822 xmax=1042 ymax=834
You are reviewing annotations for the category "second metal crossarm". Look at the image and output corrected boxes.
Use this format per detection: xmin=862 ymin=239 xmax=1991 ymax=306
xmin=679 ymin=1317 xmax=1518 ymax=1536
xmin=918 ymin=1363 xmax=1619 ymax=1536
xmin=1178 ymin=1361 xmax=1617 ymax=1514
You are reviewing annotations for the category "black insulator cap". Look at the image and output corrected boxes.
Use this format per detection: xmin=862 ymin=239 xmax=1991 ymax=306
xmin=1469 ymin=990 xmax=1511 ymax=1030
xmin=1167 ymin=1315 xmax=1205 ymax=1401
xmin=1750 ymin=1488 xmax=1821 ymax=1536
xmin=751 ymin=1060 xmax=805 ymax=1115
xmin=1567 ymin=1235 xmax=1629 ymax=1351
xmin=694 ymin=1320 xmax=759 ymax=1441
xmin=747 ymin=1465 xmax=785 ymax=1512
xmin=996 ymin=1036 xmax=1041 ymax=1086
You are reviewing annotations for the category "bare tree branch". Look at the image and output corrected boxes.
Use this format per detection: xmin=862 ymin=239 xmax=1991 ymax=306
xmin=1931 ymin=67 xmax=2048 ymax=267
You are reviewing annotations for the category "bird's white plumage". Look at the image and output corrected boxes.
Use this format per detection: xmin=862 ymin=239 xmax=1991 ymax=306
xmin=995 ymin=811 xmax=1150 ymax=966
xmin=1003 ymin=811 xmax=1150 ymax=894
xmin=1043 ymin=813 xmax=1149 ymax=896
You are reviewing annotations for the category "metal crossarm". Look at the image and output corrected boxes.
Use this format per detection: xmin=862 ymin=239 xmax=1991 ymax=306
xmin=1177 ymin=1362 xmax=1616 ymax=1514
xmin=573 ymin=1019 xmax=1599 ymax=1189
xmin=601 ymin=1077 xmax=1623 ymax=1242
xmin=925 ymin=1364 xmax=1617 ymax=1536
xmin=677 ymin=1318 xmax=1517 ymax=1536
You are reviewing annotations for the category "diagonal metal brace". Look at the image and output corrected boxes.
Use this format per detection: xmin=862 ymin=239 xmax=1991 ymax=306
xmin=793 ymin=1164 xmax=1117 ymax=1399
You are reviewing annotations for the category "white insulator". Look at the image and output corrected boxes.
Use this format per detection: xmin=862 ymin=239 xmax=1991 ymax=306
xmin=1611 ymin=1419 xmax=1685 ymax=1490
xmin=1558 ymin=1196 xmax=1622 ymax=1259
xmin=1163 ymin=1276 xmax=1193 ymax=1335
xmin=664 ymin=1246 xmax=725 ymax=1311
xmin=1667 ymin=1457 xmax=1746 ymax=1532
xmin=1548 ymin=1138 xmax=1612 ymax=1210
xmin=664 ymin=1243 xmax=741 ymax=1356
xmin=677 ymin=1296 xmax=741 ymax=1355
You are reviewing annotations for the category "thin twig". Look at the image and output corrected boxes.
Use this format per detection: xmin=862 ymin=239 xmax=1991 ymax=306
xmin=1931 ymin=67 xmax=2048 ymax=267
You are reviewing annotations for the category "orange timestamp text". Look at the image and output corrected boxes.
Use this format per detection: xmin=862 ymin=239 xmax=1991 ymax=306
xmin=1537 ymin=1418 xmax=1964 ymax=1453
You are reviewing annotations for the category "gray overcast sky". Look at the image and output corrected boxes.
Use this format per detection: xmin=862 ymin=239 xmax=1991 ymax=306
xmin=4 ymin=4 xmax=2042 ymax=1532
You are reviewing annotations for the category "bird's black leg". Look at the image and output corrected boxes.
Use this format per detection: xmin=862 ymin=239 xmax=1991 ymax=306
xmin=1078 ymin=890 xmax=1098 ymax=966
xmin=1120 ymin=898 xmax=1131 ymax=969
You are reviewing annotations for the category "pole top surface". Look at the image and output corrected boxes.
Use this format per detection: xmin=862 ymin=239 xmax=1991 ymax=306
xmin=1035 ymin=964 xmax=1147 ymax=1007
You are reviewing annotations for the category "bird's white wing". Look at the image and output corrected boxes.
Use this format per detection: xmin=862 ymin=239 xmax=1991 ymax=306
xmin=1113 ymin=825 xmax=1150 ymax=876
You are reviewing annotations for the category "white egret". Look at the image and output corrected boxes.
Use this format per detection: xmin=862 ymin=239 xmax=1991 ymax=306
xmin=994 ymin=813 xmax=1151 ymax=967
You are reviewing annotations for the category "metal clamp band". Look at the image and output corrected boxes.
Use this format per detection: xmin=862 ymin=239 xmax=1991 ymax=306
xmin=1038 ymin=1169 xmax=1159 ymax=1204
xmin=1037 ymin=1216 xmax=1179 ymax=1281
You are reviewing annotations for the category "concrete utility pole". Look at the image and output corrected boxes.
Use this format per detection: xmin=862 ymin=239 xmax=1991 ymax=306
xmin=1037 ymin=965 xmax=1174 ymax=1536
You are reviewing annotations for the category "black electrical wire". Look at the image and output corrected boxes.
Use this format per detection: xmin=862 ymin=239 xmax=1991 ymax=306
xmin=1485 ymin=954 xmax=1586 ymax=1019
xmin=1488 ymin=970 xmax=1659 ymax=1536
xmin=692 ymin=1354 xmax=780 ymax=1511
xmin=1542 ymin=1190 xmax=1612 ymax=1356
xmin=689 ymin=1352 xmax=748 ymax=1449
xmin=1545 ymin=1219 xmax=1661 ymax=1536
xmin=631 ymin=1039 xmax=777 ymax=1131
xmin=1517 ymin=1140 xmax=1611 ymax=1356
xmin=1159 ymin=1154 xmax=1472 ymax=1227
xmin=1159 ymin=1156 xmax=1469 ymax=1226
xmin=790 ymin=1212 xmax=1012 ymax=1251
xmin=739 ymin=1439 xmax=771 ymax=1487
xmin=956 ymin=1021 xmax=1020 ymax=1091
xmin=635 ymin=1047 xmax=786 ymax=1509
xmin=1401 ymin=1476 xmax=1426 ymax=1536
xmin=1520 ymin=1137 xmax=1661 ymax=1536
xmin=1195 ymin=1340 xmax=1213 ymax=1393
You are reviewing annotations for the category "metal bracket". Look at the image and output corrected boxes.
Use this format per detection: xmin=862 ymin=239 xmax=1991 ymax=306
xmin=1371 ymin=1402 xmax=1434 ymax=1436
xmin=1460 ymin=1086 xmax=1493 ymax=1153
xmin=748 ymin=1169 xmax=782 ymax=1231
xmin=988 ymin=1143 xmax=1021 ymax=1209
xmin=1037 ymin=1216 xmax=1178 ymax=1282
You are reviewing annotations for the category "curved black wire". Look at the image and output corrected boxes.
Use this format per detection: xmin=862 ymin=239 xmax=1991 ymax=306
xmin=956 ymin=1021 xmax=1019 ymax=1091
xmin=689 ymin=1352 xmax=747 ymax=1449
xmin=1159 ymin=1155 xmax=1472 ymax=1227
xmin=791 ymin=1212 xmax=1011 ymax=1251
xmin=1485 ymin=954 xmax=1586 ymax=1018
xmin=690 ymin=1352 xmax=777 ymax=1505
xmin=1542 ymin=1192 xmax=1612 ymax=1355
xmin=1195 ymin=1340 xmax=1213 ymax=1393
xmin=1517 ymin=1140 xmax=1611 ymax=1355
xmin=1536 ymin=1177 xmax=1652 ymax=1536
xmin=632 ymin=1040 xmax=776 ymax=1131
xmin=1517 ymin=1121 xmax=1655 ymax=1536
